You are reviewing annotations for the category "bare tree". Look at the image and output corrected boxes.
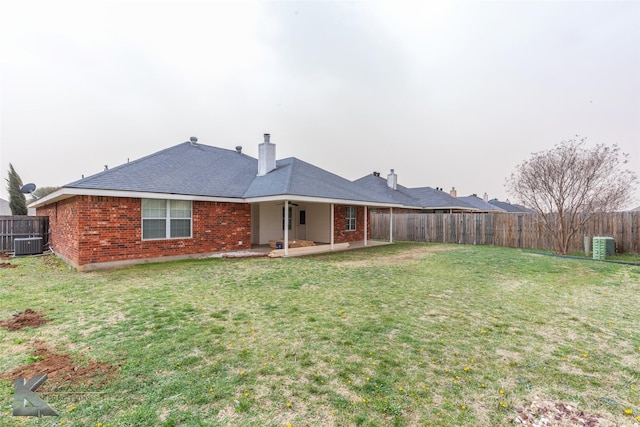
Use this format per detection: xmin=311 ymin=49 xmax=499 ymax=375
xmin=507 ymin=138 xmax=637 ymax=255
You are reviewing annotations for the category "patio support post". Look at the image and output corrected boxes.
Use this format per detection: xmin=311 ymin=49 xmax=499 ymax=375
xmin=390 ymin=207 xmax=393 ymax=243
xmin=330 ymin=203 xmax=335 ymax=250
xmin=364 ymin=206 xmax=368 ymax=246
xmin=284 ymin=200 xmax=289 ymax=256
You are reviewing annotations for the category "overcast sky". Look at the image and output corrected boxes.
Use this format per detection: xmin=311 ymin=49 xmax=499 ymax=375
xmin=1 ymin=0 xmax=639 ymax=206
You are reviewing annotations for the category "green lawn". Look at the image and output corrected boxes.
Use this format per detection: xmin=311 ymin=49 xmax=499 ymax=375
xmin=1 ymin=243 xmax=639 ymax=426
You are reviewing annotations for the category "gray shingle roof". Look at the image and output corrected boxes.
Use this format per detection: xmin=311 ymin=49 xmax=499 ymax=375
xmin=244 ymin=157 xmax=380 ymax=202
xmin=53 ymin=140 xmax=486 ymax=211
xmin=353 ymin=174 xmax=478 ymax=210
xmin=352 ymin=174 xmax=422 ymax=206
xmin=488 ymin=199 xmax=535 ymax=213
xmin=404 ymin=187 xmax=477 ymax=210
xmin=458 ymin=195 xmax=506 ymax=212
xmin=65 ymin=142 xmax=390 ymax=204
xmin=66 ymin=142 xmax=257 ymax=198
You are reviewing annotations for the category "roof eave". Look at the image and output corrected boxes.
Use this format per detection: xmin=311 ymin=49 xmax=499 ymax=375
xmin=246 ymin=194 xmax=404 ymax=208
xmin=29 ymin=187 xmax=411 ymax=209
xmin=29 ymin=187 xmax=245 ymax=208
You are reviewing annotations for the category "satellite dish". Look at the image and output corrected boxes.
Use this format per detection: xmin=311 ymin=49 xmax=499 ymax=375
xmin=20 ymin=183 xmax=37 ymax=194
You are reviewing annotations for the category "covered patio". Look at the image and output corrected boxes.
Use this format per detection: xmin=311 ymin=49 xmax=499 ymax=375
xmin=214 ymin=240 xmax=392 ymax=258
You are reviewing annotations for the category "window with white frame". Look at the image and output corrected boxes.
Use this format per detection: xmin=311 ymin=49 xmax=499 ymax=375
xmin=142 ymin=199 xmax=192 ymax=240
xmin=345 ymin=206 xmax=356 ymax=231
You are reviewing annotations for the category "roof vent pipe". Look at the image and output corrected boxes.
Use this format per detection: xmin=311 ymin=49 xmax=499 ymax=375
xmin=257 ymin=133 xmax=276 ymax=176
xmin=387 ymin=169 xmax=397 ymax=190
xmin=235 ymin=146 xmax=242 ymax=153
xmin=189 ymin=136 xmax=198 ymax=146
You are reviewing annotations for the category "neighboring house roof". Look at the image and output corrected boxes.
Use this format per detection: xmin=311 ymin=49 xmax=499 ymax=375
xmin=0 ymin=197 xmax=36 ymax=215
xmin=352 ymin=174 xmax=423 ymax=207
xmin=630 ymin=205 xmax=640 ymax=212
xmin=404 ymin=187 xmax=477 ymax=211
xmin=458 ymin=195 xmax=506 ymax=212
xmin=0 ymin=198 xmax=11 ymax=215
xmin=488 ymin=199 xmax=535 ymax=213
xmin=353 ymin=174 xmax=477 ymax=211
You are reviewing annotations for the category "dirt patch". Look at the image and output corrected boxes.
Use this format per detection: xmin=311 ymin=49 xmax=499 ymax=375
xmin=0 ymin=253 xmax=11 ymax=260
xmin=337 ymin=245 xmax=453 ymax=267
xmin=496 ymin=348 xmax=523 ymax=364
xmin=510 ymin=396 xmax=621 ymax=426
xmin=0 ymin=308 xmax=50 ymax=331
xmin=0 ymin=262 xmax=17 ymax=268
xmin=0 ymin=342 xmax=117 ymax=391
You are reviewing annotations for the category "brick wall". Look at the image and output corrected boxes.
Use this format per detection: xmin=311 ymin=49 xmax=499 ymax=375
xmin=37 ymin=198 xmax=79 ymax=262
xmin=333 ymin=204 xmax=371 ymax=244
xmin=37 ymin=196 xmax=251 ymax=269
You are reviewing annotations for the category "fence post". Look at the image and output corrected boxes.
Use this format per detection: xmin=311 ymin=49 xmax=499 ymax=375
xmin=0 ymin=216 xmax=49 ymax=253
xmin=368 ymin=211 xmax=638 ymax=254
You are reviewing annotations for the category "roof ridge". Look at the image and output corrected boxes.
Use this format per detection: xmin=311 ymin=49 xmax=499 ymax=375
xmin=66 ymin=141 xmax=193 ymax=186
xmin=282 ymin=158 xmax=295 ymax=194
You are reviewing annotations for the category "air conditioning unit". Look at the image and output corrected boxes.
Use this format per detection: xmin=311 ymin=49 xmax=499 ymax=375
xmin=592 ymin=236 xmax=614 ymax=260
xmin=14 ymin=237 xmax=44 ymax=256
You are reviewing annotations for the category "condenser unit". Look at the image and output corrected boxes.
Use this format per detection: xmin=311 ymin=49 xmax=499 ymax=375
xmin=592 ymin=236 xmax=614 ymax=260
xmin=14 ymin=237 xmax=43 ymax=256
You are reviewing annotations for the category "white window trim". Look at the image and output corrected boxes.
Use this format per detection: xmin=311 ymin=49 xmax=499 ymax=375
xmin=346 ymin=206 xmax=357 ymax=231
xmin=142 ymin=199 xmax=193 ymax=240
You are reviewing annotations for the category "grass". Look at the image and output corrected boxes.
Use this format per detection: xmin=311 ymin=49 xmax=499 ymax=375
xmin=1 ymin=242 xmax=639 ymax=426
xmin=525 ymin=248 xmax=640 ymax=264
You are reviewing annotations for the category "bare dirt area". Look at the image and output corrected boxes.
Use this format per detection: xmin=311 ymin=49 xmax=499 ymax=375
xmin=0 ymin=253 xmax=17 ymax=268
xmin=336 ymin=244 xmax=453 ymax=267
xmin=0 ymin=341 xmax=117 ymax=391
xmin=510 ymin=396 xmax=622 ymax=427
xmin=0 ymin=308 xmax=50 ymax=331
xmin=0 ymin=262 xmax=17 ymax=268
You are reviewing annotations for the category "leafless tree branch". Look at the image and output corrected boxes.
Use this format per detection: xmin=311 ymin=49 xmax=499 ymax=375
xmin=506 ymin=138 xmax=637 ymax=254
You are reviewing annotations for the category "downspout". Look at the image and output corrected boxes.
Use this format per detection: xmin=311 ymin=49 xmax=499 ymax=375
xmin=390 ymin=207 xmax=394 ymax=243
xmin=284 ymin=200 xmax=289 ymax=256
xmin=364 ymin=206 xmax=368 ymax=246
xmin=330 ymin=203 xmax=335 ymax=250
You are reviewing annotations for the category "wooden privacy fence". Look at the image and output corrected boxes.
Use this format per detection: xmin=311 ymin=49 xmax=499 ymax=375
xmin=0 ymin=216 xmax=49 ymax=252
xmin=370 ymin=212 xmax=640 ymax=254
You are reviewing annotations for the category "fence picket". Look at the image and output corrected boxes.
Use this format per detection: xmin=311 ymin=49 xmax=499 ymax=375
xmin=370 ymin=212 xmax=640 ymax=254
xmin=0 ymin=216 xmax=49 ymax=252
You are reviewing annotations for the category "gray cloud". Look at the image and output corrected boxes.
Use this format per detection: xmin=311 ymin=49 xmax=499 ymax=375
xmin=1 ymin=1 xmax=638 ymax=206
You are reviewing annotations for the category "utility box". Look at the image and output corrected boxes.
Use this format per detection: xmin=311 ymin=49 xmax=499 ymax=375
xmin=14 ymin=237 xmax=44 ymax=256
xmin=592 ymin=237 xmax=614 ymax=260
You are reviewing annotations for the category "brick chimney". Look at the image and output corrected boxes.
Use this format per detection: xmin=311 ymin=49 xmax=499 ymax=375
xmin=257 ymin=133 xmax=276 ymax=176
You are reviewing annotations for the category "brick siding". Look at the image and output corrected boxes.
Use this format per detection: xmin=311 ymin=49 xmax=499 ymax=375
xmin=37 ymin=196 xmax=251 ymax=269
xmin=333 ymin=204 xmax=371 ymax=244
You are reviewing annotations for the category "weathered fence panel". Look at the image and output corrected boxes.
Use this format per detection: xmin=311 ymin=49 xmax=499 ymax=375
xmin=0 ymin=216 xmax=49 ymax=252
xmin=370 ymin=212 xmax=640 ymax=254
